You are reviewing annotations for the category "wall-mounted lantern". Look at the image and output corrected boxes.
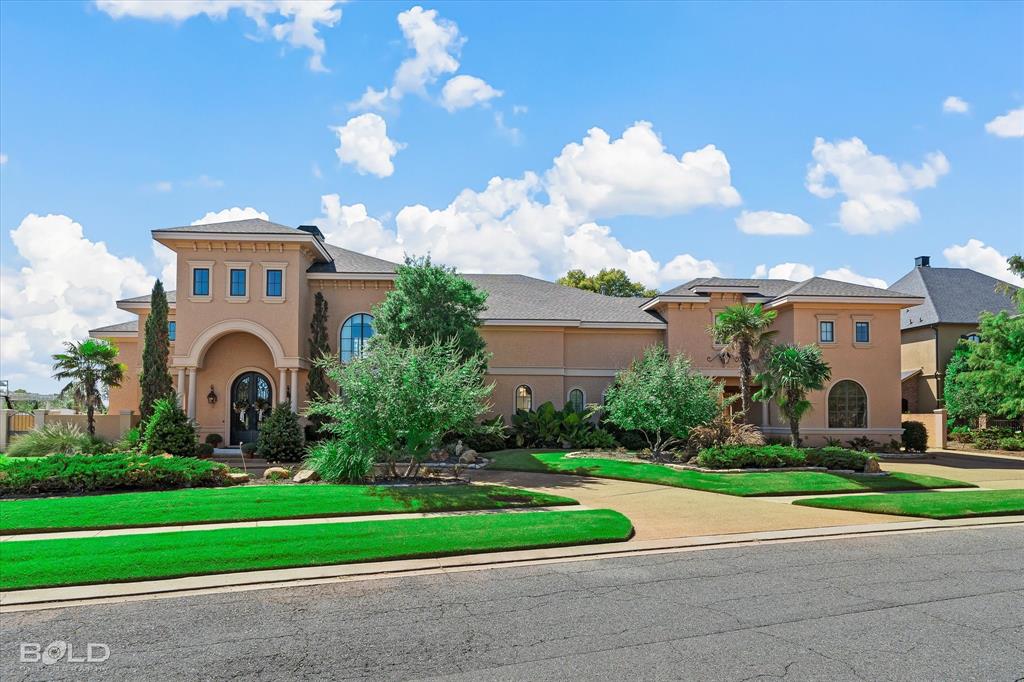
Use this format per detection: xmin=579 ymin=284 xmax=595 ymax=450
xmin=207 ymin=385 xmax=218 ymax=405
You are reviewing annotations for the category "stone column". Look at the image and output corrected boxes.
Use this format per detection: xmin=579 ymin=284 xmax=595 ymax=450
xmin=33 ymin=408 xmax=46 ymax=430
xmin=289 ymin=369 xmax=299 ymax=412
xmin=118 ymin=410 xmax=134 ymax=437
xmin=187 ymin=368 xmax=198 ymax=420
xmin=0 ymin=408 xmax=9 ymax=452
xmin=177 ymin=368 xmax=186 ymax=405
xmin=278 ymin=368 xmax=287 ymax=404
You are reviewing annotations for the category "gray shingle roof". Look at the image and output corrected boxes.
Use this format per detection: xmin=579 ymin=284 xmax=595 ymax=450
xmin=119 ymin=291 xmax=176 ymax=305
xmin=308 ymin=244 xmax=399 ymax=274
xmin=663 ymin=276 xmax=906 ymax=300
xmin=90 ymin=319 xmax=139 ymax=334
xmin=465 ymin=274 xmax=663 ymax=325
xmin=775 ymin=277 xmax=912 ymax=299
xmin=153 ymin=219 xmax=303 ymax=235
xmin=889 ymin=266 xmax=1019 ymax=330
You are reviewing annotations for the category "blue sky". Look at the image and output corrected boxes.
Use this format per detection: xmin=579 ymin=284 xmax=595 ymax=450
xmin=1 ymin=1 xmax=1022 ymax=390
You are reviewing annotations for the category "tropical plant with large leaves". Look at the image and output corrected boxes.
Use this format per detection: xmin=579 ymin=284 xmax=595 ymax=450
xmin=51 ymin=339 xmax=125 ymax=436
xmin=753 ymin=344 xmax=831 ymax=447
xmin=708 ymin=303 xmax=777 ymax=416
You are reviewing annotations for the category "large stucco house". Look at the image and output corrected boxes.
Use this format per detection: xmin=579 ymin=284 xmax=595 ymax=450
xmin=91 ymin=219 xmax=923 ymax=447
xmin=890 ymin=255 xmax=1019 ymax=414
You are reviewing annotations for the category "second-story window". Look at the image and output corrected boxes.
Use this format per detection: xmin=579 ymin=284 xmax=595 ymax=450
xmin=193 ymin=268 xmax=210 ymax=297
xmin=266 ymin=269 xmax=283 ymax=297
xmin=230 ymin=268 xmax=247 ymax=297
xmin=168 ymin=321 xmax=176 ymax=341
xmin=819 ymin=320 xmax=835 ymax=344
xmin=855 ymin=321 xmax=870 ymax=343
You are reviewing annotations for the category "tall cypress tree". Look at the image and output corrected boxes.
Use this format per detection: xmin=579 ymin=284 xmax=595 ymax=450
xmin=306 ymin=291 xmax=331 ymax=432
xmin=139 ymin=279 xmax=173 ymax=421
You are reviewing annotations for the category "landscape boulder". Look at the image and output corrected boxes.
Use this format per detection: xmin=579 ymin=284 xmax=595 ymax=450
xmin=459 ymin=449 xmax=479 ymax=464
xmin=863 ymin=458 xmax=882 ymax=474
xmin=263 ymin=466 xmax=291 ymax=480
xmin=292 ymin=469 xmax=320 ymax=483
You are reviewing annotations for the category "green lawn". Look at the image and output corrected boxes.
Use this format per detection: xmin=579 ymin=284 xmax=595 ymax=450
xmin=487 ymin=450 xmax=974 ymax=497
xmin=0 ymin=483 xmax=578 ymax=534
xmin=0 ymin=509 xmax=632 ymax=591
xmin=793 ymin=489 xmax=1024 ymax=519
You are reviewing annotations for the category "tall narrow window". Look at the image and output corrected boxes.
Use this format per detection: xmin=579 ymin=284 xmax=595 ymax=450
xmin=855 ymin=321 xmax=870 ymax=343
xmin=192 ymin=268 xmax=210 ymax=297
xmin=515 ymin=385 xmax=533 ymax=412
xmin=567 ymin=388 xmax=584 ymax=412
xmin=168 ymin=321 xmax=176 ymax=341
xmin=230 ymin=269 xmax=247 ymax=297
xmin=266 ymin=269 xmax=283 ymax=297
xmin=340 ymin=313 xmax=374 ymax=362
xmin=828 ymin=380 xmax=867 ymax=428
xmin=819 ymin=320 xmax=835 ymax=343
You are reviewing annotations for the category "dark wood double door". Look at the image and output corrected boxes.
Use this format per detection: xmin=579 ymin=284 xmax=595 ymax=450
xmin=230 ymin=371 xmax=272 ymax=446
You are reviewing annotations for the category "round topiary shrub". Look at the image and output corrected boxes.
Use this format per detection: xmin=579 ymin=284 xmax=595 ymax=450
xmin=255 ymin=402 xmax=306 ymax=463
xmin=195 ymin=442 xmax=214 ymax=458
xmin=901 ymin=421 xmax=928 ymax=453
xmin=143 ymin=397 xmax=197 ymax=457
xmin=204 ymin=433 xmax=224 ymax=447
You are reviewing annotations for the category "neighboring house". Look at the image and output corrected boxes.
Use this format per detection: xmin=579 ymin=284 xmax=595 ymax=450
xmin=91 ymin=219 xmax=923 ymax=447
xmin=889 ymin=256 xmax=1019 ymax=413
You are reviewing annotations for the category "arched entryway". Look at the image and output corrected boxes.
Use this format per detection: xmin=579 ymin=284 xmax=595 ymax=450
xmin=230 ymin=371 xmax=273 ymax=446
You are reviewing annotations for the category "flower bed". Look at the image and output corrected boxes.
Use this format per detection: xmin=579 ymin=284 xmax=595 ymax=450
xmin=0 ymin=454 xmax=239 ymax=496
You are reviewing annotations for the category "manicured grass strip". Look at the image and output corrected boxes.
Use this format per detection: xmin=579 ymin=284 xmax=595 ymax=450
xmin=793 ymin=489 xmax=1024 ymax=519
xmin=0 ymin=509 xmax=632 ymax=591
xmin=0 ymin=484 xmax=578 ymax=534
xmin=486 ymin=450 xmax=974 ymax=497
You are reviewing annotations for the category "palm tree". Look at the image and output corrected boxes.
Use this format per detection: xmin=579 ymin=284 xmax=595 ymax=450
xmin=753 ymin=344 xmax=831 ymax=447
xmin=708 ymin=303 xmax=777 ymax=416
xmin=52 ymin=339 xmax=125 ymax=436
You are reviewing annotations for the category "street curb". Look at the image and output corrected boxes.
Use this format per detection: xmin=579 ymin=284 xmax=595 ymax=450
xmin=3 ymin=515 xmax=1021 ymax=611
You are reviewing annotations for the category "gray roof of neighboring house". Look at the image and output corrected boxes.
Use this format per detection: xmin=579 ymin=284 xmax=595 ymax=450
xmin=308 ymin=244 xmax=399 ymax=274
xmin=465 ymin=274 xmax=663 ymax=325
xmin=889 ymin=266 xmax=1019 ymax=330
xmin=153 ymin=218 xmax=303 ymax=235
xmin=118 ymin=290 xmax=176 ymax=305
xmin=662 ymin=276 xmax=909 ymax=301
xmin=90 ymin=320 xmax=140 ymax=334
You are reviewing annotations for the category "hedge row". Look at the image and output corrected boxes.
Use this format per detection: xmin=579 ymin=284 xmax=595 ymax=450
xmin=696 ymin=445 xmax=876 ymax=472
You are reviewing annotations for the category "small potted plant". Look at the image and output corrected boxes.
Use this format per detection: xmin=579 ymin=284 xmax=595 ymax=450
xmin=240 ymin=442 xmax=258 ymax=459
xmin=205 ymin=433 xmax=224 ymax=448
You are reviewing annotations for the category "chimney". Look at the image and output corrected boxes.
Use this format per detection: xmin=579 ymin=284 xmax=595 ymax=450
xmin=915 ymin=255 xmax=931 ymax=268
xmin=297 ymin=224 xmax=325 ymax=240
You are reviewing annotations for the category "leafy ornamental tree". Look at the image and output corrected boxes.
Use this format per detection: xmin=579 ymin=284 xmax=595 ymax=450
xmin=305 ymin=291 xmax=331 ymax=436
xmin=753 ymin=344 xmax=832 ymax=447
xmin=306 ymin=337 xmax=492 ymax=478
xmin=52 ymin=339 xmax=125 ymax=436
xmin=139 ymin=279 xmax=174 ymax=422
xmin=372 ymin=255 xmax=488 ymax=361
xmin=997 ymin=254 xmax=1023 ymax=312
xmin=256 ymin=402 xmax=306 ymax=462
xmin=708 ymin=303 xmax=777 ymax=416
xmin=142 ymin=396 xmax=197 ymax=456
xmin=557 ymin=268 xmax=658 ymax=298
xmin=968 ymin=311 xmax=1024 ymax=419
xmin=602 ymin=345 xmax=722 ymax=459
xmin=943 ymin=341 xmax=999 ymax=425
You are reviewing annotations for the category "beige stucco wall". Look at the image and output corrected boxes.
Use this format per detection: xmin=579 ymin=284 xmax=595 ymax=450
xmin=899 ymin=323 xmax=979 ymax=412
xmin=44 ymin=412 xmax=140 ymax=442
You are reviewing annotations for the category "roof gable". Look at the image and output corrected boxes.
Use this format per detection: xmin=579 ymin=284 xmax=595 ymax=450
xmin=890 ymin=266 xmax=1019 ymax=329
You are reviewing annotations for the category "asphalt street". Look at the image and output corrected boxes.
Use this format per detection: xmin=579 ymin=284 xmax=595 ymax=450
xmin=2 ymin=525 xmax=1023 ymax=681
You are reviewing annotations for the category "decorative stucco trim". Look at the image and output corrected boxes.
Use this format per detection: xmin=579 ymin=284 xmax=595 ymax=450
xmin=90 ymin=331 xmax=137 ymax=339
xmin=761 ymin=427 xmax=900 ymax=436
xmin=307 ymin=272 xmax=396 ymax=281
xmin=487 ymin=367 xmax=620 ymax=377
xmin=153 ymin=230 xmax=332 ymax=261
xmin=224 ymin=261 xmax=252 ymax=303
xmin=117 ymin=300 xmax=178 ymax=311
xmin=260 ymin=261 xmax=289 ymax=303
xmin=766 ymin=295 xmax=924 ymax=308
xmin=481 ymin=319 xmax=666 ymax=330
xmin=640 ymin=295 xmax=710 ymax=311
xmin=174 ymin=319 xmax=292 ymax=369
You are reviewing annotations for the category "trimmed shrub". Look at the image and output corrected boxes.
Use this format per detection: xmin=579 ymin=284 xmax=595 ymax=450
xmin=142 ymin=397 xmax=197 ymax=457
xmin=686 ymin=413 xmax=765 ymax=452
xmin=847 ymin=436 xmax=880 ymax=452
xmin=305 ymin=440 xmax=374 ymax=483
xmin=998 ymin=436 xmax=1024 ymax=451
xmin=0 ymin=453 xmax=235 ymax=495
xmin=574 ymin=428 xmax=618 ymax=450
xmin=255 ymin=402 xmax=306 ymax=463
xmin=972 ymin=427 xmax=1015 ymax=450
xmin=6 ymin=423 xmax=102 ymax=457
xmin=901 ymin=421 xmax=928 ymax=453
xmin=195 ymin=443 xmax=215 ymax=457
xmin=240 ymin=442 xmax=258 ymax=456
xmin=204 ymin=433 xmax=223 ymax=447
xmin=697 ymin=445 xmax=807 ymax=469
xmin=805 ymin=447 xmax=873 ymax=472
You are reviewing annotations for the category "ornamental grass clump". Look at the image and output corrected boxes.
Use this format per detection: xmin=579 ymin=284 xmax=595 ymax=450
xmin=305 ymin=440 xmax=375 ymax=483
xmin=6 ymin=423 xmax=101 ymax=457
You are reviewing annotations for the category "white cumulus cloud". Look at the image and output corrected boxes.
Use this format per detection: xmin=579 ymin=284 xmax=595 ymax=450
xmin=95 ymin=1 xmax=343 ymax=72
xmin=820 ymin=267 xmax=887 ymax=289
xmin=315 ymin=121 xmax=731 ymax=289
xmin=545 ymin=121 xmax=741 ymax=220
xmin=805 ymin=136 xmax=949 ymax=234
xmin=752 ymin=262 xmax=886 ymax=288
xmin=985 ymin=108 xmax=1024 ymax=138
xmin=1 ymin=214 xmax=154 ymax=391
xmin=943 ymin=239 xmax=1023 ymax=285
xmin=942 ymin=96 xmax=969 ymax=114
xmin=440 ymin=75 xmax=503 ymax=112
xmin=735 ymin=210 xmax=812 ymax=236
xmin=331 ymin=113 xmax=404 ymax=178
xmin=191 ymin=206 xmax=269 ymax=225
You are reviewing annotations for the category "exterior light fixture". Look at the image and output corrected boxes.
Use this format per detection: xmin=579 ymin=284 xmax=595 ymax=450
xmin=207 ymin=386 xmax=218 ymax=405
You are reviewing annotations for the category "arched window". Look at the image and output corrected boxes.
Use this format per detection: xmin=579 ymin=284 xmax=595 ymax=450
xmin=515 ymin=385 xmax=533 ymax=412
xmin=962 ymin=333 xmax=981 ymax=343
xmin=828 ymin=380 xmax=867 ymax=428
xmin=340 ymin=313 xmax=374 ymax=362
xmin=567 ymin=388 xmax=585 ymax=412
